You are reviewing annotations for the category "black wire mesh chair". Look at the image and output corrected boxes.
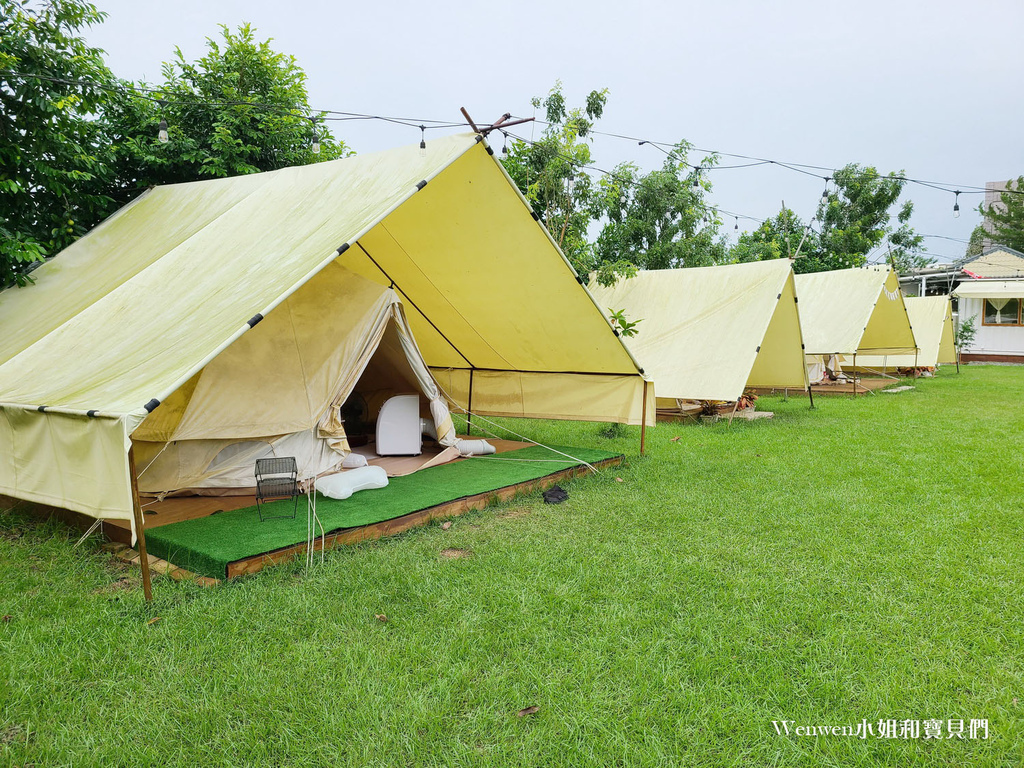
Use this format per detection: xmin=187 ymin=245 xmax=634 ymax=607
xmin=254 ymin=457 xmax=300 ymax=521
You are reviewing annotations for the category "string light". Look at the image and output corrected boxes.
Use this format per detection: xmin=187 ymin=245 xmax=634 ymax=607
xmin=504 ymin=130 xmax=766 ymax=230
xmin=501 ymin=131 xmax=509 ymax=158
xmin=157 ymin=99 xmax=168 ymax=143
xmin=308 ymin=117 xmax=321 ymax=154
xmin=692 ymin=166 xmax=700 ymax=188
xmin=528 ymin=113 xmax=1022 ymax=200
xmin=734 ymin=216 xmax=739 ymax=231
xmin=953 ymin=190 xmax=961 ymax=218
xmin=2 ymin=68 xmax=1015 ymax=205
xmin=419 ymin=125 xmax=426 ymax=156
xmin=821 ymin=177 xmax=829 ymax=201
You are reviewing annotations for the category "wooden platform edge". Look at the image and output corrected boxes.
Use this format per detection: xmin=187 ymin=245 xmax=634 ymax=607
xmin=749 ymin=382 xmax=891 ymax=397
xmin=106 ymin=542 xmax=221 ymax=587
xmin=224 ymin=454 xmax=624 ymax=579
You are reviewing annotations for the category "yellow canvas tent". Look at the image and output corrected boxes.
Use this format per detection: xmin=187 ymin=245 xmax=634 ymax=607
xmin=588 ymin=259 xmax=808 ymax=404
xmin=794 ymin=266 xmax=917 ymax=378
xmin=0 ymin=132 xmax=650 ymax=533
xmin=855 ymin=296 xmax=956 ymax=370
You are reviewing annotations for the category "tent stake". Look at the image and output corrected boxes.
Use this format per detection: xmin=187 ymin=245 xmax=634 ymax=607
xmin=640 ymin=381 xmax=648 ymax=456
xmin=807 ymin=386 xmax=815 ymax=410
xmin=128 ymin=446 xmax=153 ymax=602
xmin=852 ymin=353 xmax=858 ymax=398
xmin=727 ymin=399 xmax=740 ymax=426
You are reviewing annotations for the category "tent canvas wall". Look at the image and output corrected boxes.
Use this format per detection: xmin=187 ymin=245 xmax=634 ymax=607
xmin=793 ymin=266 xmax=917 ymax=379
xmin=854 ymin=296 xmax=956 ymax=370
xmin=0 ymin=132 xmax=650 ymax=530
xmin=588 ymin=259 xmax=808 ymax=404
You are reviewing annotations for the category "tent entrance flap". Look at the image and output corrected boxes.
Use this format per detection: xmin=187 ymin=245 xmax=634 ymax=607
xmin=132 ymin=264 xmax=458 ymax=496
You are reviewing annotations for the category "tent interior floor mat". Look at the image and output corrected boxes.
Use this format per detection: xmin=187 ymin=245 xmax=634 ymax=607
xmin=141 ymin=444 xmax=621 ymax=580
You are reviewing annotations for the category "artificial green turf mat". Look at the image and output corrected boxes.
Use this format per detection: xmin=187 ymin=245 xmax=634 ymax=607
xmin=144 ymin=444 xmax=619 ymax=579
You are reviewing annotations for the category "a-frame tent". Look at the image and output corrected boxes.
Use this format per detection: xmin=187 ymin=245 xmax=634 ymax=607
xmin=588 ymin=259 xmax=809 ymax=404
xmin=854 ymin=295 xmax=956 ymax=371
xmin=794 ymin=265 xmax=918 ymax=378
xmin=0 ymin=132 xmax=650 ymax=539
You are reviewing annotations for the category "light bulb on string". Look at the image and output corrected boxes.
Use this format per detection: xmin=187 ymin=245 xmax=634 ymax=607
xmin=308 ymin=116 xmax=321 ymax=155
xmin=419 ymin=125 xmax=426 ymax=156
xmin=734 ymin=216 xmax=739 ymax=232
xmin=692 ymin=166 xmax=701 ymax=188
xmin=953 ymin=190 xmax=961 ymax=218
xmin=156 ymin=99 xmax=169 ymax=143
xmin=822 ymin=177 xmax=829 ymax=201
xmin=501 ymin=131 xmax=509 ymax=158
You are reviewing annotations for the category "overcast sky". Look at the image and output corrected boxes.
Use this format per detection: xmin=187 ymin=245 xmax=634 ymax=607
xmin=85 ymin=0 xmax=1024 ymax=264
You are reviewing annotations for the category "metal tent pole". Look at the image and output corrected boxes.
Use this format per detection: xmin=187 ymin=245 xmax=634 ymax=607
xmin=466 ymin=369 xmax=474 ymax=436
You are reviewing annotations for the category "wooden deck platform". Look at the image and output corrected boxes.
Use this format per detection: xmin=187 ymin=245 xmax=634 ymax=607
xmin=4 ymin=442 xmax=622 ymax=584
xmin=751 ymin=378 xmax=896 ymax=397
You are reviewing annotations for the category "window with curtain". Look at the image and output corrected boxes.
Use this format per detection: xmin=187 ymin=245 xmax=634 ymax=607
xmin=983 ymin=298 xmax=1022 ymax=325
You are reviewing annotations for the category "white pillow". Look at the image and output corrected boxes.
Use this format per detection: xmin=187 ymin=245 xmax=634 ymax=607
xmin=341 ymin=452 xmax=369 ymax=468
xmin=315 ymin=466 xmax=389 ymax=499
xmin=457 ymin=439 xmax=496 ymax=456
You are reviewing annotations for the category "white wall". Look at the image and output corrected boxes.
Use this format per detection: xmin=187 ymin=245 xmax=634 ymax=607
xmin=959 ymin=297 xmax=1024 ymax=356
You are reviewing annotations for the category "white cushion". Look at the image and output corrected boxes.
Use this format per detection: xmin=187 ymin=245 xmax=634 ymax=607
xmin=341 ymin=452 xmax=369 ymax=469
xmin=456 ymin=439 xmax=496 ymax=456
xmin=315 ymin=465 xmax=389 ymax=500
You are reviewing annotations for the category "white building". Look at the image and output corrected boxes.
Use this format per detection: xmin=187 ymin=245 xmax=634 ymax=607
xmin=952 ymin=246 xmax=1024 ymax=362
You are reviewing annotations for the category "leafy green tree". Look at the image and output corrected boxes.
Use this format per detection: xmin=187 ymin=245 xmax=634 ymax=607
xmin=730 ymin=207 xmax=815 ymax=264
xmin=964 ymin=224 xmax=986 ymax=259
xmin=0 ymin=0 xmax=117 ymax=286
xmin=592 ymin=142 xmax=726 ymax=279
xmin=954 ymin=314 xmax=976 ymax=354
xmin=105 ymin=24 xmax=350 ymax=204
xmin=501 ymin=82 xmax=607 ymax=274
xmin=802 ymin=163 xmax=927 ymax=274
xmin=979 ymin=176 xmax=1024 ymax=252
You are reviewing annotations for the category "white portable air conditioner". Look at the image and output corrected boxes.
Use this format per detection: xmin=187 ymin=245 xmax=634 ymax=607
xmin=375 ymin=394 xmax=423 ymax=456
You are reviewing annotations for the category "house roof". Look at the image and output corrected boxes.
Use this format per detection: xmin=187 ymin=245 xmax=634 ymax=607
xmin=960 ymin=246 xmax=1024 ymax=279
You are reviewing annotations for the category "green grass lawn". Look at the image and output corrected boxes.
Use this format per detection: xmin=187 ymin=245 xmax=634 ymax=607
xmin=1 ymin=366 xmax=1022 ymax=766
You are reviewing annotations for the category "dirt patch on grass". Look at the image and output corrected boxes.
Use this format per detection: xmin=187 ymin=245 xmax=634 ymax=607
xmin=93 ymin=575 xmax=139 ymax=595
xmin=498 ymin=507 xmax=533 ymax=519
xmin=440 ymin=548 xmax=473 ymax=559
xmin=0 ymin=723 xmax=27 ymax=745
